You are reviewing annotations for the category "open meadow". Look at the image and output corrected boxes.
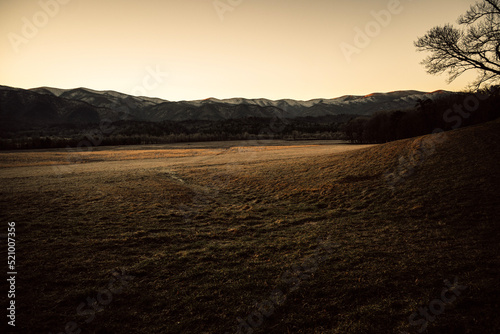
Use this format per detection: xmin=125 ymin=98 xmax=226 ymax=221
xmin=0 ymin=122 xmax=499 ymax=333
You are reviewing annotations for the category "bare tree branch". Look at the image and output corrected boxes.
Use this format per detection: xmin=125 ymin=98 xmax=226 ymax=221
xmin=416 ymin=0 xmax=500 ymax=89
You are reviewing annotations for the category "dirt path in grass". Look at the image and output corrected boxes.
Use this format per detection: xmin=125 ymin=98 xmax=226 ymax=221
xmin=0 ymin=142 xmax=374 ymax=179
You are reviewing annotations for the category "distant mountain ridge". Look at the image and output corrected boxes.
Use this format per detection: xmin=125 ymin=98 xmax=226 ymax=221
xmin=0 ymin=85 xmax=454 ymax=129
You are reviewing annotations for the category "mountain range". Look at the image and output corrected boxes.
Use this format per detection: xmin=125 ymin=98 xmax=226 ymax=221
xmin=0 ymin=85 xmax=454 ymax=129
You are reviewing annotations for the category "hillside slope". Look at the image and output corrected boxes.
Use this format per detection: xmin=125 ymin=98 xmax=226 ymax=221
xmin=156 ymin=118 xmax=500 ymax=333
xmin=0 ymin=120 xmax=498 ymax=333
xmin=203 ymin=119 xmax=500 ymax=333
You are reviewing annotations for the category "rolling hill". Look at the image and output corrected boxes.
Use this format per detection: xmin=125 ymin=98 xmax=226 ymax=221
xmin=0 ymin=117 xmax=498 ymax=333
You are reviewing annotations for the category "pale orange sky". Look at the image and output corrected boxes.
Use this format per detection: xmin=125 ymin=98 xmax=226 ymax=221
xmin=1 ymin=0 xmax=478 ymax=101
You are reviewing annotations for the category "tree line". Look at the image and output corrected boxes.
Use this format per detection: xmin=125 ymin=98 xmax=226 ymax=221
xmin=0 ymin=116 xmax=348 ymax=150
xmin=342 ymin=88 xmax=500 ymax=144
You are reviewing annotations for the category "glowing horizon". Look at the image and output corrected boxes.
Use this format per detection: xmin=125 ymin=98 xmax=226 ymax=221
xmin=1 ymin=0 xmax=478 ymax=101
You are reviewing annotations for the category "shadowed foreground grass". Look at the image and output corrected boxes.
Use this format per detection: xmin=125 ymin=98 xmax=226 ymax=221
xmin=0 ymin=121 xmax=499 ymax=333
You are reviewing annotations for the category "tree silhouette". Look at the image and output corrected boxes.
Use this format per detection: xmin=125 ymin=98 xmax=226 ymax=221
xmin=415 ymin=0 xmax=500 ymax=89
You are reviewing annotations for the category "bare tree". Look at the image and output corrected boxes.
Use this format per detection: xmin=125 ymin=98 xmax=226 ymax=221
xmin=415 ymin=0 xmax=500 ymax=89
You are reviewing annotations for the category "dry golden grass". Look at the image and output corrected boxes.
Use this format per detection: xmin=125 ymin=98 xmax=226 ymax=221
xmin=0 ymin=148 xmax=215 ymax=168
xmin=0 ymin=124 xmax=498 ymax=333
xmin=0 ymin=142 xmax=372 ymax=168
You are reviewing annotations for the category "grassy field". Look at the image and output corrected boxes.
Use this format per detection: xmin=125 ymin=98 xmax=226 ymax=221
xmin=0 ymin=122 xmax=499 ymax=333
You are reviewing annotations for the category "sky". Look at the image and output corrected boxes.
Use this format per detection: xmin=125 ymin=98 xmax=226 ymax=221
xmin=0 ymin=0 xmax=479 ymax=101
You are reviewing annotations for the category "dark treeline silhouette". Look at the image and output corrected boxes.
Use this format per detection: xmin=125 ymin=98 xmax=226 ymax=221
xmin=0 ymin=115 xmax=353 ymax=150
xmin=342 ymin=88 xmax=500 ymax=143
xmin=3 ymin=89 xmax=499 ymax=150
